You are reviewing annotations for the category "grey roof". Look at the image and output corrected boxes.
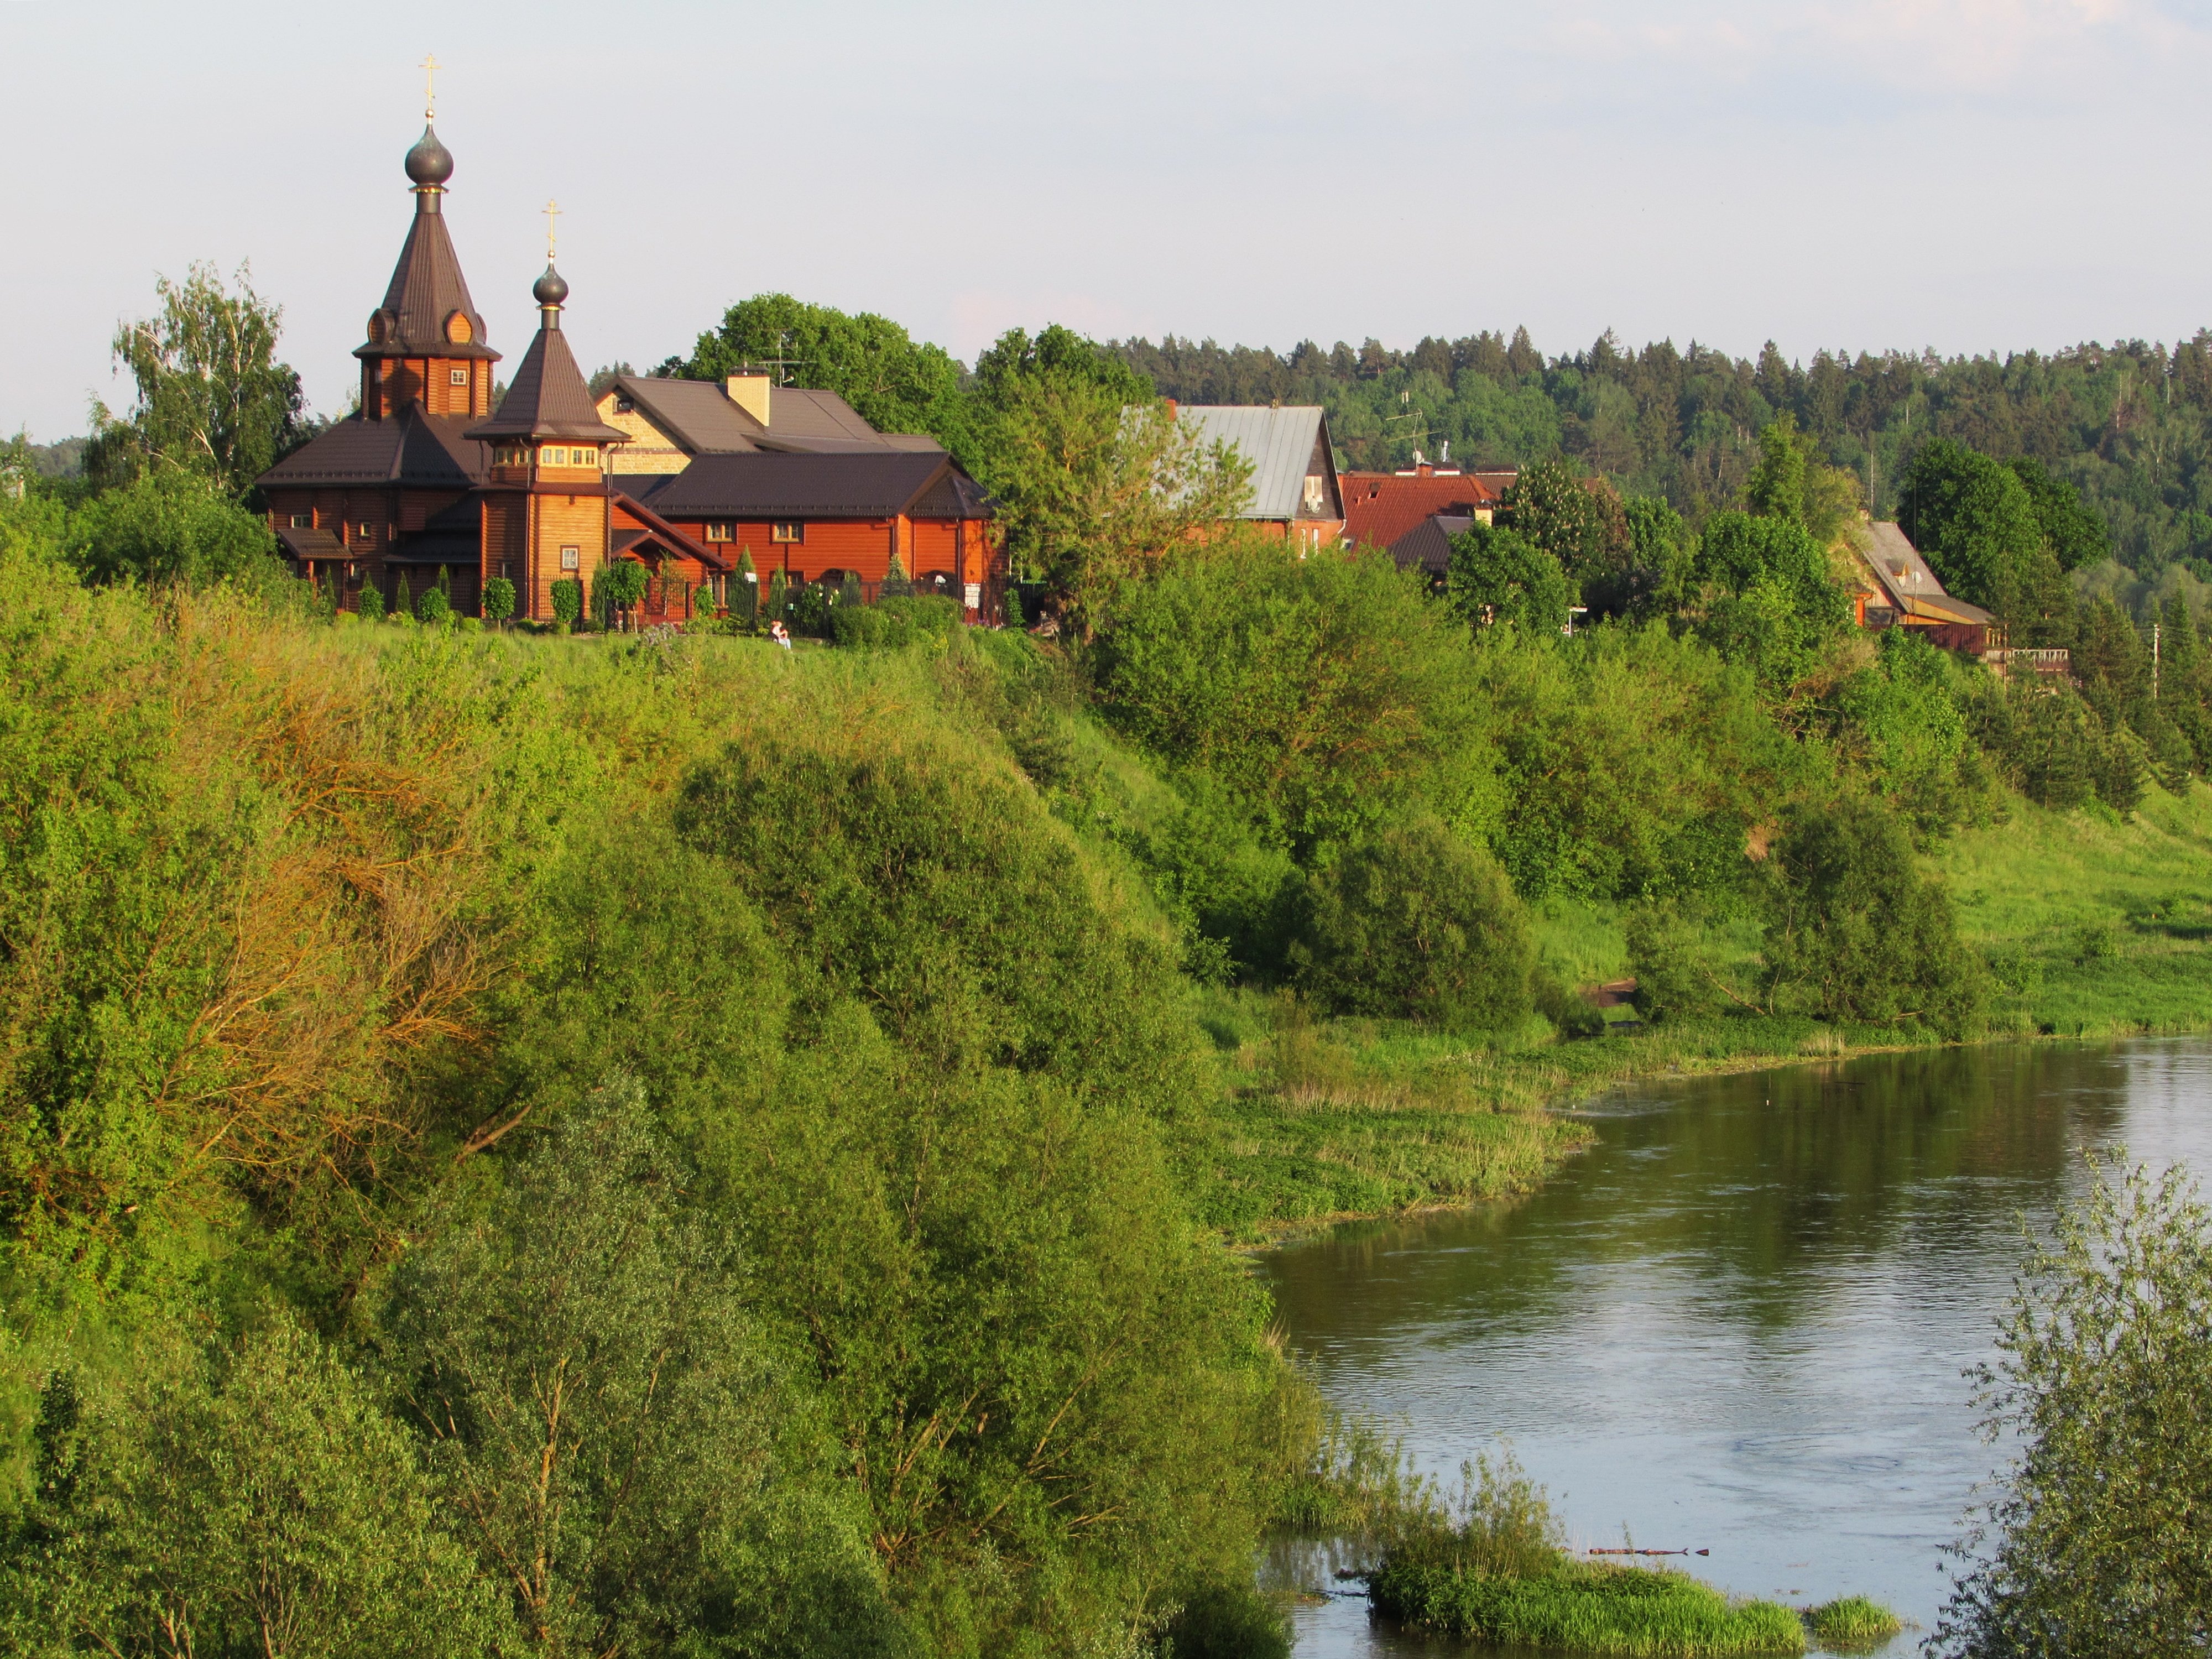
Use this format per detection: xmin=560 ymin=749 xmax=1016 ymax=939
xmin=258 ymin=409 xmax=489 ymax=489
xmin=607 ymin=375 xmax=947 ymax=457
xmin=1856 ymin=521 xmax=1993 ymax=625
xmin=359 ymin=195 xmax=497 ymax=361
xmin=1168 ymin=405 xmax=1337 ymax=520
xmin=641 ymin=452 xmax=978 ymax=519
xmin=468 ymin=321 xmax=627 ymax=443
xmin=1389 ymin=513 xmax=1474 ymax=577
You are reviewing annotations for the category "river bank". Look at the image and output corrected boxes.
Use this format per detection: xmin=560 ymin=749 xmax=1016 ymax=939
xmin=1208 ymin=785 xmax=2212 ymax=1241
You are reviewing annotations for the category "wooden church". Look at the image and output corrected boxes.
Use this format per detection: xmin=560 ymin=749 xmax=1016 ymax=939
xmin=259 ymin=122 xmax=1001 ymax=622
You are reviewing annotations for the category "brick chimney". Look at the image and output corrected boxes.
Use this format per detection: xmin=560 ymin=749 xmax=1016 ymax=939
xmin=726 ymin=373 xmax=771 ymax=426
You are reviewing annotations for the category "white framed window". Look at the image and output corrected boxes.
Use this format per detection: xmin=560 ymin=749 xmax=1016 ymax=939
xmin=449 ymin=368 xmax=469 ymax=387
xmin=560 ymin=545 xmax=580 ymax=571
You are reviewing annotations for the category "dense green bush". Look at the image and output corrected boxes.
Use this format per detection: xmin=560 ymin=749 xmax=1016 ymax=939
xmin=828 ymin=593 xmax=963 ymax=649
xmin=481 ymin=574 xmax=515 ymax=625
xmin=1761 ymin=795 xmax=1985 ymax=1032
xmin=1444 ymin=520 xmax=1574 ymax=634
xmin=1834 ymin=627 xmax=1987 ymax=837
xmin=1291 ymin=818 xmax=1534 ymax=1031
xmin=67 ymin=469 xmax=285 ymax=591
xmin=1092 ymin=542 xmax=1481 ymax=854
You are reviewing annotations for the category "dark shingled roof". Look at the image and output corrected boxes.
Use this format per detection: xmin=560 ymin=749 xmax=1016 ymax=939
xmin=644 ymin=452 xmax=985 ymax=519
xmin=468 ymin=315 xmax=627 ymax=444
xmin=1389 ymin=513 xmax=1474 ymax=577
xmin=358 ymin=196 xmax=497 ymax=362
xmin=258 ymin=409 xmax=489 ymax=490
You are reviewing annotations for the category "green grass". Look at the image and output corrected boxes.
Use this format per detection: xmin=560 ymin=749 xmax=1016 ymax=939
xmin=1803 ymin=1595 xmax=1902 ymax=1651
xmin=1937 ymin=782 xmax=2212 ymax=1037
xmin=1370 ymin=1559 xmax=1805 ymax=1656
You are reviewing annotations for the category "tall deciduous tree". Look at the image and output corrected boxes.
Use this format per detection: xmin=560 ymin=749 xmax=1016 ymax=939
xmin=85 ymin=263 xmax=305 ymax=496
xmin=960 ymin=326 xmax=1251 ymax=623
xmin=1900 ymin=437 xmax=2074 ymax=643
xmin=1932 ymin=1158 xmax=2212 ymax=1658
xmin=685 ymin=293 xmax=967 ymax=446
xmin=1499 ymin=460 xmax=1629 ymax=585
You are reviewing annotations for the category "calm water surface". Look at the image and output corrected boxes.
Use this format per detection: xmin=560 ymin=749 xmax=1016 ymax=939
xmin=1259 ymin=1039 xmax=2212 ymax=1656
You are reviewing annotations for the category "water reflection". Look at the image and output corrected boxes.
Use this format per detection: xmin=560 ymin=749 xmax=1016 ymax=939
xmin=1261 ymin=1040 xmax=2212 ymax=1657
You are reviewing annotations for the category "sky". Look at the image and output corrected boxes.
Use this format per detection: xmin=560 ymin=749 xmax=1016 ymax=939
xmin=4 ymin=0 xmax=2210 ymax=441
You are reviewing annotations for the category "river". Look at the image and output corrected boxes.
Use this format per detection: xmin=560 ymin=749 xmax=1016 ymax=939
xmin=1259 ymin=1038 xmax=2212 ymax=1656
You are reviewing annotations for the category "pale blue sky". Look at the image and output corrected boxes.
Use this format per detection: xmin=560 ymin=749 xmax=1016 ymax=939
xmin=4 ymin=0 xmax=2209 ymax=441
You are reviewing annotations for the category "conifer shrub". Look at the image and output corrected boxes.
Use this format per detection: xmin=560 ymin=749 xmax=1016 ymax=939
xmin=765 ymin=566 xmax=787 ymax=625
xmin=393 ymin=570 xmax=411 ymax=618
xmin=880 ymin=549 xmax=911 ymax=599
xmin=1290 ymin=817 xmax=1535 ymax=1032
xmin=356 ymin=579 xmax=385 ymax=622
xmin=735 ymin=549 xmax=759 ymax=625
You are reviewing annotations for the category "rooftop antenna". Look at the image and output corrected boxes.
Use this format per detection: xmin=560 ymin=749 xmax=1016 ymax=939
xmin=421 ymin=53 xmax=439 ymax=120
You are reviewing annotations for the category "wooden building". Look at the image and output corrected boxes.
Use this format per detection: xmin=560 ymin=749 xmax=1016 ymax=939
xmin=258 ymin=122 xmax=1001 ymax=622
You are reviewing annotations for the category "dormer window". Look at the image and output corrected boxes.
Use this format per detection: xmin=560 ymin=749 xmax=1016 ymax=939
xmin=615 ymin=397 xmax=635 ymax=414
xmin=445 ymin=311 xmax=474 ymax=345
xmin=290 ymin=514 xmax=311 ymax=529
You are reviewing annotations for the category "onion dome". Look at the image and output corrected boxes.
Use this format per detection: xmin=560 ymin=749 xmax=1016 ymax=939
xmin=405 ymin=124 xmax=455 ymax=187
xmin=533 ymin=263 xmax=569 ymax=308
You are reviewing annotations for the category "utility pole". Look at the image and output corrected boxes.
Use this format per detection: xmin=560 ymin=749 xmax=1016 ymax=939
xmin=2154 ymin=620 xmax=2162 ymax=697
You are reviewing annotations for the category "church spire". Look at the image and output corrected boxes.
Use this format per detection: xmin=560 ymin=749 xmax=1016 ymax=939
xmin=357 ymin=112 xmax=496 ymax=418
xmin=467 ymin=255 xmax=624 ymax=444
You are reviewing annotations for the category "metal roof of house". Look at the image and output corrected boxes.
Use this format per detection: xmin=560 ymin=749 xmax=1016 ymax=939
xmin=636 ymin=452 xmax=974 ymax=519
xmin=258 ymin=409 xmax=489 ymax=490
xmin=1170 ymin=405 xmax=1337 ymax=520
xmin=1856 ymin=520 xmax=1994 ymax=625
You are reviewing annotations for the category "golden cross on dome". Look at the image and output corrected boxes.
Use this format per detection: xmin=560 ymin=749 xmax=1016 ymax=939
xmin=543 ymin=199 xmax=561 ymax=260
xmin=421 ymin=53 xmax=439 ymax=119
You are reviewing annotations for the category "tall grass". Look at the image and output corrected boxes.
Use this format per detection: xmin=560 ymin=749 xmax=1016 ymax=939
xmin=1804 ymin=1594 xmax=1902 ymax=1650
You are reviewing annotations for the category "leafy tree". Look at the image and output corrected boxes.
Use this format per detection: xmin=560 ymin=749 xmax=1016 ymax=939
xmin=685 ymin=293 xmax=966 ymax=444
xmin=1 ymin=1324 xmax=517 ymax=1659
xmin=416 ymin=585 xmax=451 ymax=625
xmin=1291 ymin=817 xmax=1535 ymax=1031
xmin=84 ymin=262 xmax=305 ymax=495
xmin=481 ymin=575 xmax=515 ymax=627
xmin=356 ymin=578 xmax=385 ymax=622
xmin=549 ymin=576 xmax=582 ymax=629
xmin=1444 ymin=520 xmax=1573 ymax=634
xmin=67 ymin=469 xmax=283 ymax=589
xmin=1093 ymin=542 xmax=1481 ymax=854
xmin=1500 ymin=459 xmax=1629 ymax=583
xmin=1931 ymin=1158 xmax=2212 ymax=1659
xmin=1760 ymin=795 xmax=1984 ymax=1032
xmin=1834 ymin=626 xmax=1984 ymax=837
xmin=601 ymin=558 xmax=648 ymax=628
xmin=1692 ymin=512 xmax=1852 ymax=695
xmin=1616 ymin=494 xmax=1693 ymax=618
xmin=383 ymin=1081 xmax=896 ymax=1658
xmin=2007 ymin=456 xmax=2110 ymax=572
xmin=1900 ymin=437 xmax=2073 ymax=643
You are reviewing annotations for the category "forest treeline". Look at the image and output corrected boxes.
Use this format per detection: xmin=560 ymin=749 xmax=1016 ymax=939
xmin=1110 ymin=326 xmax=2212 ymax=583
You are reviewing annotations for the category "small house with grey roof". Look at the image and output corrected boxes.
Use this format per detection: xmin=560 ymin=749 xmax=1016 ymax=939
xmin=1162 ymin=405 xmax=1344 ymax=547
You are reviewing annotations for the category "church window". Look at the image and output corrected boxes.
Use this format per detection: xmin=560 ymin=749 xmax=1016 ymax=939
xmin=449 ymin=368 xmax=468 ymax=386
xmin=772 ymin=521 xmax=805 ymax=544
xmin=560 ymin=546 xmax=580 ymax=571
xmin=704 ymin=522 xmax=732 ymax=542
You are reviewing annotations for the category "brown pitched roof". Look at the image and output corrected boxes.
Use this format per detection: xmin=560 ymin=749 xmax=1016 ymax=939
xmin=357 ymin=196 xmax=497 ymax=362
xmin=467 ymin=321 xmax=628 ymax=444
xmin=607 ymin=374 xmax=947 ymax=457
xmin=1342 ymin=471 xmax=1506 ymax=550
xmin=258 ymin=409 xmax=489 ymax=490
xmin=609 ymin=489 xmax=728 ymax=572
xmin=640 ymin=452 xmax=983 ymax=519
xmin=273 ymin=525 xmax=345 ymax=561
